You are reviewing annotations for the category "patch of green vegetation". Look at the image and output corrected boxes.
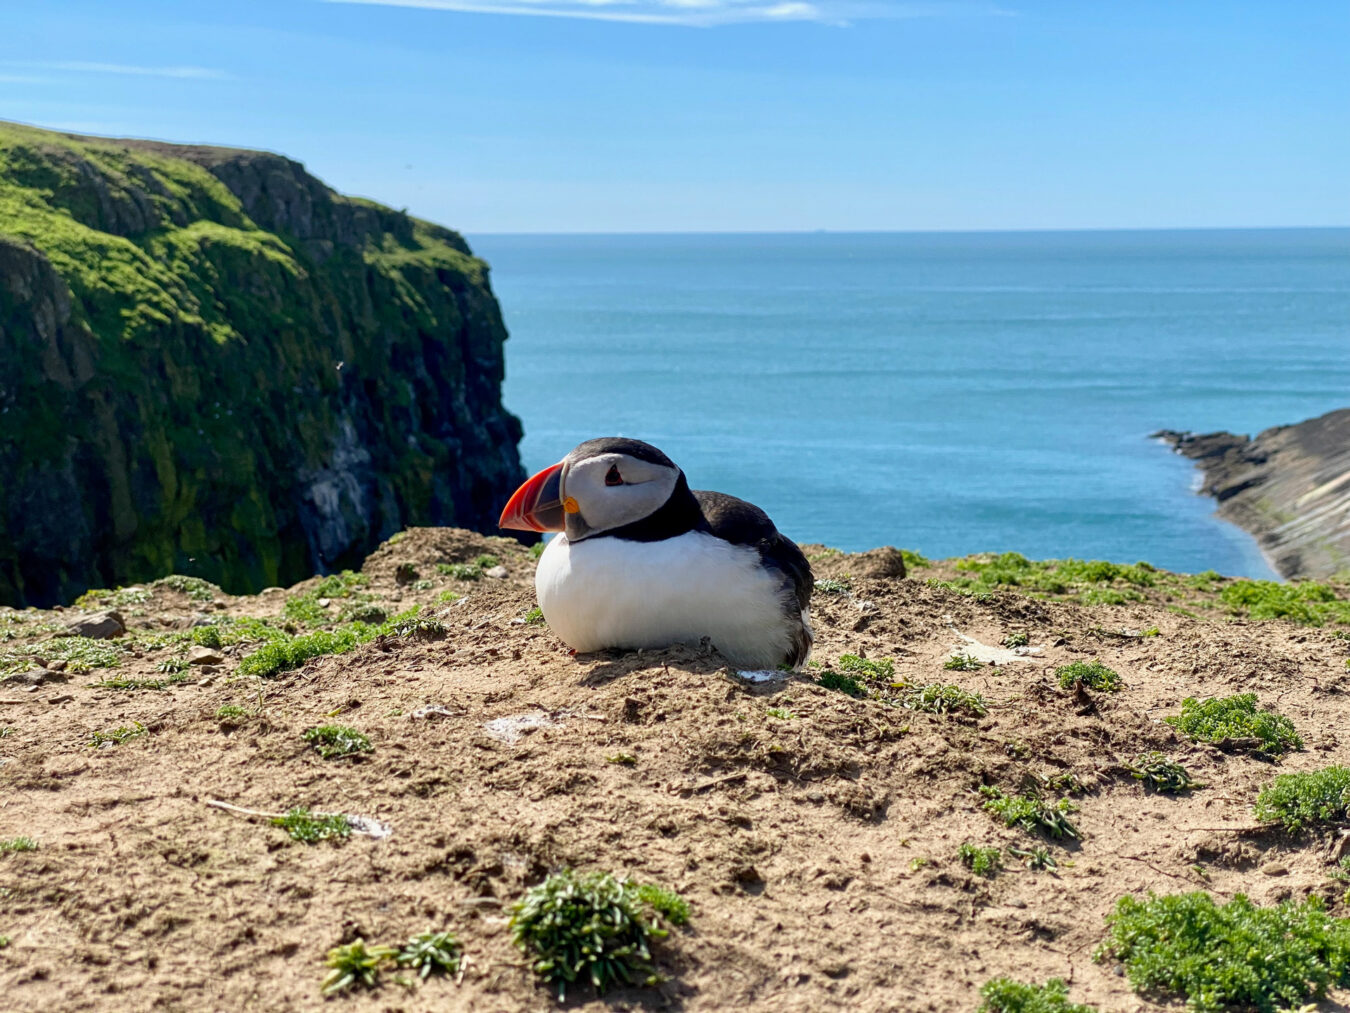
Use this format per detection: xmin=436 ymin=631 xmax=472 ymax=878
xmin=437 ymin=563 xmax=481 ymax=581
xmin=1055 ymin=660 xmax=1122 ymax=692
xmin=817 ymin=671 xmax=867 ymax=697
xmin=436 ymin=589 xmax=462 ymax=605
xmin=1253 ymin=766 xmax=1350 ymax=833
xmin=1218 ymin=579 xmax=1350 ymax=626
xmin=321 ymin=939 xmax=397 ymax=995
xmin=1165 ymin=694 xmax=1302 ymax=757
xmin=0 ymin=634 xmax=127 ymax=677
xmin=74 ymin=585 xmax=150 ymax=609
xmin=980 ymin=786 xmax=1080 ymax=840
xmin=510 ymin=870 xmax=680 ymax=1001
xmin=0 ymin=727 xmax=12 ymax=738
xmin=814 ymin=577 xmax=852 ymax=595
xmin=236 ymin=624 xmax=373 ymax=677
xmin=89 ymin=722 xmax=146 ymax=748
xmin=530 ymin=541 xmax=547 ymax=559
xmin=284 ymin=570 xmax=370 ymax=626
xmin=949 ymin=552 xmax=1158 ymax=601
xmin=766 ymin=707 xmax=795 ymax=720
xmin=215 ymin=704 xmax=248 ymax=720
xmin=606 ymin=753 xmax=637 ymax=765
xmin=979 ymin=977 xmax=1095 ymax=1013
xmin=337 ymin=601 xmax=386 ymax=625
xmin=475 ymin=554 xmax=500 ymax=569
xmin=633 ymin=883 xmax=690 ymax=927
xmin=152 ymin=575 xmax=220 ymax=602
xmin=271 ymin=807 xmax=351 ymax=844
xmin=89 ymin=670 xmax=192 ymax=691
xmin=193 ymin=616 xmax=287 ymax=647
xmin=838 ymin=653 xmax=895 ymax=681
xmin=901 ymin=549 xmax=930 ymax=569
xmin=943 ymin=652 xmax=982 ymax=671
xmin=396 ymin=930 xmax=462 ymax=979
xmin=1126 ymin=752 xmax=1198 ymax=793
xmin=904 ymin=682 xmax=988 ymax=717
xmin=155 ymin=657 xmax=190 ymax=674
xmin=384 ymin=608 xmax=445 ymax=639
xmin=1095 ymin=891 xmax=1350 ymax=1013
xmin=523 ymin=606 xmax=545 ymax=625
xmin=1002 ymin=632 xmax=1029 ymax=648
xmin=1141 ymin=626 xmax=1160 ymax=637
xmin=0 ymin=837 xmax=38 ymax=854
xmin=958 ymin=843 xmax=1002 ymax=877
xmin=1008 ymin=844 xmax=1058 ymax=871
xmin=304 ymin=725 xmax=372 ymax=760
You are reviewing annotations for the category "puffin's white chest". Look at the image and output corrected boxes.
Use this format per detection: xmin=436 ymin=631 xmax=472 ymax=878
xmin=535 ymin=531 xmax=796 ymax=669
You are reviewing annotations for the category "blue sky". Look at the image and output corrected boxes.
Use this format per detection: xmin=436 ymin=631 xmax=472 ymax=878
xmin=1 ymin=1 xmax=1346 ymax=232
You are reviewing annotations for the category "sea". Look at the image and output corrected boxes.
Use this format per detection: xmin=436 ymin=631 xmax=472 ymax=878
xmin=472 ymin=229 xmax=1350 ymax=579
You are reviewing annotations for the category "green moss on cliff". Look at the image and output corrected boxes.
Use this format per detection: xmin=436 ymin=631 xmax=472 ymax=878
xmin=0 ymin=121 xmax=526 ymax=608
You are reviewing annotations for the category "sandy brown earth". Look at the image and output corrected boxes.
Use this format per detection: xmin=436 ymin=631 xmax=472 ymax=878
xmin=2 ymin=529 xmax=1350 ymax=1012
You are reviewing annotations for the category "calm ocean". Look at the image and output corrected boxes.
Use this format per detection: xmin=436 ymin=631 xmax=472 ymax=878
xmin=473 ymin=230 xmax=1350 ymax=579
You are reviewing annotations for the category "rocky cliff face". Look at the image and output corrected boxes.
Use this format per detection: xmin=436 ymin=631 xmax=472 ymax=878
xmin=0 ymin=121 xmax=526 ymax=607
xmin=1156 ymin=408 xmax=1350 ymax=579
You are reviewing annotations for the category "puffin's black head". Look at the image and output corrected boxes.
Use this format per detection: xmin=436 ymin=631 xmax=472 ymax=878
xmin=499 ymin=437 xmax=685 ymax=541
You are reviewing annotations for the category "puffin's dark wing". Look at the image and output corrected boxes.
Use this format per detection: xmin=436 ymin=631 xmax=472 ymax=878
xmin=693 ymin=490 xmax=814 ymax=615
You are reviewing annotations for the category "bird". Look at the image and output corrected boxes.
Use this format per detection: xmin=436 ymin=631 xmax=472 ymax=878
xmin=499 ymin=437 xmax=813 ymax=670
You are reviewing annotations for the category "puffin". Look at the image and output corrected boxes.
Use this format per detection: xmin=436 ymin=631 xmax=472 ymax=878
xmin=499 ymin=438 xmax=814 ymax=670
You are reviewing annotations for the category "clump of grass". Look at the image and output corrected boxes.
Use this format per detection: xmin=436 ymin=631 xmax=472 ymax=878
xmin=89 ymin=671 xmax=191 ymax=691
xmin=523 ymin=606 xmax=545 ymax=624
xmin=958 ymin=843 xmax=1002 ymax=877
xmin=1002 ymin=632 xmax=1029 ymax=648
xmin=817 ymin=671 xmax=866 ymax=697
xmin=1219 ymin=579 xmax=1350 ymax=626
xmin=1165 ymin=694 xmax=1302 ymax=757
xmin=1253 ymin=766 xmax=1350 ymax=833
xmin=814 ymin=577 xmax=851 ymax=595
xmin=944 ymin=652 xmax=982 ymax=672
xmin=272 ymin=807 xmax=352 ymax=844
xmin=321 ymin=939 xmax=397 ymax=995
xmin=437 ymin=562 xmax=481 ymax=581
xmin=191 ymin=625 xmax=223 ymax=649
xmin=510 ymin=870 xmax=678 ymax=1001
xmin=901 ymin=549 xmax=930 ymax=569
xmin=838 ymin=653 xmax=894 ymax=681
xmin=89 ymin=722 xmax=146 ymax=747
xmin=396 ymin=930 xmax=462 ymax=979
xmin=215 ymin=704 xmax=248 ymax=720
xmin=633 ymin=883 xmax=690 ymax=927
xmin=949 ymin=553 xmax=1158 ymax=599
xmin=337 ymin=601 xmax=386 ymax=625
xmin=1055 ymin=660 xmax=1121 ymax=692
xmin=530 ymin=541 xmax=547 ymax=559
xmin=74 ymin=585 xmax=150 ymax=609
xmin=436 ymin=589 xmax=463 ymax=604
xmin=980 ymin=786 xmax=1080 ymax=840
xmin=304 ymin=725 xmax=372 ymax=760
xmin=156 ymin=656 xmax=190 ymax=674
xmin=1125 ymin=752 xmax=1198 ymax=793
xmin=904 ymin=682 xmax=988 ymax=717
xmin=766 ymin=707 xmax=795 ymax=720
xmin=1095 ymin=891 xmax=1350 ymax=1013
xmin=1141 ymin=626 xmax=1160 ymax=637
xmin=151 ymin=574 xmax=220 ymax=602
xmin=1008 ymin=844 xmax=1058 ymax=871
xmin=979 ymin=977 xmax=1095 ymax=1013
xmin=475 ymin=554 xmax=500 ymax=569
xmin=385 ymin=608 xmax=445 ymax=639
xmin=0 ymin=837 xmax=38 ymax=854
xmin=2 ymin=636 xmax=126 ymax=675
xmin=606 ymin=753 xmax=637 ymax=765
xmin=237 ymin=625 xmax=372 ymax=678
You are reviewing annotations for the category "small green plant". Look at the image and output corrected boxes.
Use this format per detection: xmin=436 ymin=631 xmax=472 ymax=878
xmin=1219 ymin=579 xmax=1350 ymax=626
xmin=1096 ymin=891 xmax=1350 ymax=1013
xmin=958 ymin=843 xmax=1002 ymax=877
xmin=838 ymin=653 xmax=894 ymax=681
xmin=978 ymin=976 xmax=1095 ymax=1013
xmin=524 ymin=606 xmax=545 ymax=624
xmin=901 ymin=549 xmax=930 ymax=569
xmin=437 ymin=563 xmax=481 ymax=581
xmin=944 ymin=652 xmax=982 ymax=672
xmin=1055 ymin=660 xmax=1121 ymax=692
xmin=904 ymin=682 xmax=988 ymax=717
xmin=152 ymin=574 xmax=220 ymax=602
xmin=386 ymin=609 xmax=446 ymax=639
xmin=510 ymin=870 xmax=674 ymax=1001
xmin=817 ymin=671 xmax=866 ymax=697
xmin=0 ymin=935 xmax=8 ymax=948
xmin=0 ymin=837 xmax=38 ymax=854
xmin=304 ymin=725 xmax=372 ymax=760
xmin=156 ymin=656 xmax=190 ymax=674
xmin=396 ymin=930 xmax=462 ymax=979
xmin=74 ymin=585 xmax=150 ymax=609
xmin=633 ymin=883 xmax=690 ymax=927
xmin=1253 ymin=766 xmax=1350 ymax=833
xmin=89 ymin=671 xmax=191 ymax=691
xmin=980 ymin=787 xmax=1080 ymax=840
xmin=1126 ymin=752 xmax=1198 ymax=793
xmin=272 ymin=808 xmax=352 ymax=844
xmin=1165 ymin=694 xmax=1302 ymax=757
xmin=909 ymin=856 xmax=929 ymax=871
xmin=530 ymin=541 xmax=547 ymax=559
xmin=1141 ymin=626 xmax=1160 ymax=637
xmin=766 ymin=707 xmax=795 ymax=720
xmin=1002 ymin=632 xmax=1029 ymax=648
xmin=321 ymin=939 xmax=397 ymax=995
xmin=814 ymin=577 xmax=851 ymax=595
xmin=191 ymin=625 xmax=223 ymax=649
xmin=88 ymin=722 xmax=147 ymax=748
xmin=606 ymin=753 xmax=637 ymax=765
xmin=0 ymin=727 xmax=12 ymax=738
xmin=475 ymin=554 xmax=500 ymax=569
xmin=216 ymin=704 xmax=248 ymax=720
xmin=1007 ymin=844 xmax=1057 ymax=871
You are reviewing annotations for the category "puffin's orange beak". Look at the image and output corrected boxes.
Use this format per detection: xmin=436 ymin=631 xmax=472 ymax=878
xmin=499 ymin=462 xmax=567 ymax=532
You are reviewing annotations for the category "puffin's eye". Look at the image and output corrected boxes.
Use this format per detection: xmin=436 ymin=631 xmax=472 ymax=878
xmin=604 ymin=465 xmax=623 ymax=487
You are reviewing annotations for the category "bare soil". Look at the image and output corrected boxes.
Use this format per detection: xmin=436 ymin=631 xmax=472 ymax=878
xmin=2 ymin=529 xmax=1349 ymax=1012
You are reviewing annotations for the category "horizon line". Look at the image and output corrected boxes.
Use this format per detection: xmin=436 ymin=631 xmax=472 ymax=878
xmin=465 ymin=225 xmax=1350 ymax=237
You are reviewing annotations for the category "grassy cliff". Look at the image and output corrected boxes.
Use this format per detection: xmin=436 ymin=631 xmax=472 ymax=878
xmin=0 ymin=121 xmax=525 ymax=607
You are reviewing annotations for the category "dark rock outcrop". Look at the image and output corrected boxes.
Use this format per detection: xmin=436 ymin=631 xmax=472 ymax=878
xmin=1155 ymin=408 xmax=1350 ymax=579
xmin=0 ymin=121 xmax=527 ymax=607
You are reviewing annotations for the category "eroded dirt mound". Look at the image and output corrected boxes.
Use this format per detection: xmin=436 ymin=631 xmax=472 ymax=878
xmin=2 ymin=530 xmax=1349 ymax=1011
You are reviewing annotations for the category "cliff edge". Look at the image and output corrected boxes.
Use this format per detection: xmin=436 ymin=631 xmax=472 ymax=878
xmin=0 ymin=121 xmax=526 ymax=607
xmin=1156 ymin=407 xmax=1350 ymax=579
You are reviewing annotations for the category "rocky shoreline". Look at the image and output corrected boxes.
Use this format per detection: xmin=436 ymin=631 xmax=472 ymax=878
xmin=1155 ymin=407 xmax=1350 ymax=580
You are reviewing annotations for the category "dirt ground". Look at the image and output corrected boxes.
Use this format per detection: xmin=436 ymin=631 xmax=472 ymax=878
xmin=2 ymin=529 xmax=1349 ymax=1012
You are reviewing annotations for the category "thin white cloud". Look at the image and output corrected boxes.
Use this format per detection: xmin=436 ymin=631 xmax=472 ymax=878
xmin=319 ymin=0 xmax=1011 ymax=27
xmin=4 ymin=61 xmax=227 ymax=80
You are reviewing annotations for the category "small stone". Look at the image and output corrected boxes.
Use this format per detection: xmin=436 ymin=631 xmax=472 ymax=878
xmin=47 ymin=693 xmax=74 ymax=704
xmin=64 ymin=611 xmax=126 ymax=639
xmin=2 ymin=668 xmax=69 ymax=687
xmin=317 ymin=598 xmax=331 ymax=608
xmin=187 ymin=646 xmax=225 ymax=667
xmin=46 ymin=659 xmax=67 ymax=672
xmin=484 ymin=565 xmax=508 ymax=579
xmin=1260 ymin=863 xmax=1289 ymax=876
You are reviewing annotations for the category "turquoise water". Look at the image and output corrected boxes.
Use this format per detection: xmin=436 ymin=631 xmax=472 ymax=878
xmin=473 ymin=230 xmax=1350 ymax=578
